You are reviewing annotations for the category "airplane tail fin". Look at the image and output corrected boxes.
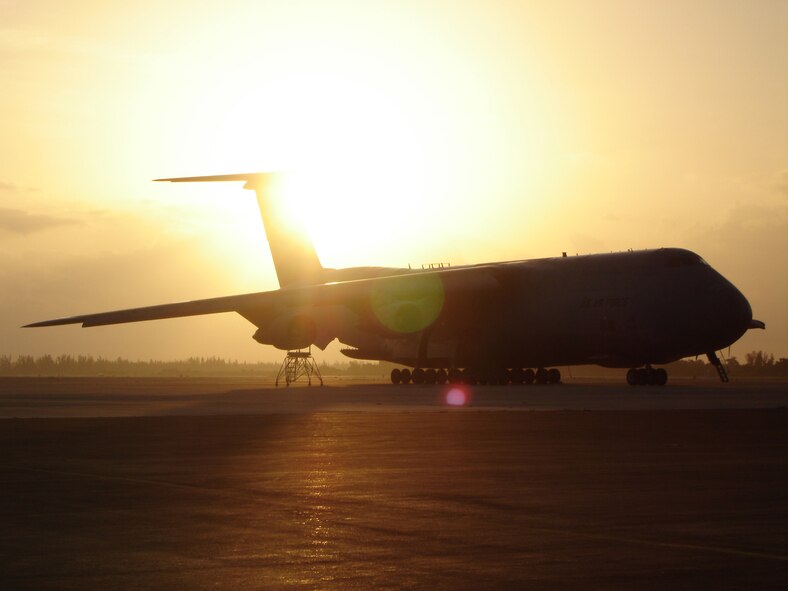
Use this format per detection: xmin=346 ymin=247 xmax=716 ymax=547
xmin=156 ymin=173 xmax=325 ymax=287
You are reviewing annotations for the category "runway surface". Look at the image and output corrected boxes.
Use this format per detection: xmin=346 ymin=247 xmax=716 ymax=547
xmin=1 ymin=378 xmax=786 ymax=589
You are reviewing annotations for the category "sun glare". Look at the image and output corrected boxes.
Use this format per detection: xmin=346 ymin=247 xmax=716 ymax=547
xmin=203 ymin=72 xmax=441 ymax=266
xmin=127 ymin=7 xmax=553 ymax=274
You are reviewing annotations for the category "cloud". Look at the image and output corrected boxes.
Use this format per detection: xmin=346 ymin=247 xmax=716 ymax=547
xmin=0 ymin=207 xmax=80 ymax=234
xmin=775 ymin=168 xmax=788 ymax=198
xmin=0 ymin=180 xmax=39 ymax=193
xmin=0 ymin=26 xmax=145 ymax=66
xmin=0 ymin=180 xmax=20 ymax=193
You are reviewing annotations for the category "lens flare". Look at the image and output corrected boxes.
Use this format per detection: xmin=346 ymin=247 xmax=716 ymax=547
xmin=370 ymin=274 xmax=445 ymax=334
xmin=445 ymin=387 xmax=468 ymax=407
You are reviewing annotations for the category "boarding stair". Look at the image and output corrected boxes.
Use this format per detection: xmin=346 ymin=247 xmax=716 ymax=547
xmin=707 ymin=351 xmax=729 ymax=383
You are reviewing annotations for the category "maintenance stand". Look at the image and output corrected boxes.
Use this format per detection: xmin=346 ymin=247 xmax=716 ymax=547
xmin=275 ymin=347 xmax=324 ymax=387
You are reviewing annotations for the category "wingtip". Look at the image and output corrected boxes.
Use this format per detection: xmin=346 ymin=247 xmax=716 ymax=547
xmin=22 ymin=320 xmax=49 ymax=328
xmin=22 ymin=318 xmax=83 ymax=328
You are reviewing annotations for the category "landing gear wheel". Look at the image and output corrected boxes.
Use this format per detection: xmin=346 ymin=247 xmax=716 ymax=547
xmin=626 ymin=368 xmax=638 ymax=386
xmin=463 ymin=368 xmax=478 ymax=386
xmin=448 ymin=368 xmax=462 ymax=384
xmin=654 ymin=368 xmax=668 ymax=386
xmin=535 ymin=368 xmax=548 ymax=384
xmin=491 ymin=369 xmax=505 ymax=385
xmin=547 ymin=368 xmax=561 ymax=384
xmin=635 ymin=368 xmax=648 ymax=385
xmin=424 ymin=368 xmax=437 ymax=385
xmin=436 ymin=369 xmax=448 ymax=385
xmin=390 ymin=368 xmax=402 ymax=385
xmin=400 ymin=369 xmax=412 ymax=384
xmin=524 ymin=368 xmax=536 ymax=385
xmin=510 ymin=368 xmax=524 ymax=385
xmin=412 ymin=368 xmax=425 ymax=384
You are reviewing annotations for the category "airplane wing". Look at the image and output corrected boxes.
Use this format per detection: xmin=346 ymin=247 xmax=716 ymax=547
xmin=23 ymin=267 xmax=501 ymax=331
xmin=23 ymin=290 xmax=280 ymax=328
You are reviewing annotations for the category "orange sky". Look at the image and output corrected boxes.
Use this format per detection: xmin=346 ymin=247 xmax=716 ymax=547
xmin=1 ymin=0 xmax=786 ymax=362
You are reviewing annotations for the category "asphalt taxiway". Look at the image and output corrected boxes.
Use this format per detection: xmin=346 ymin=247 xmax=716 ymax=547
xmin=1 ymin=378 xmax=786 ymax=589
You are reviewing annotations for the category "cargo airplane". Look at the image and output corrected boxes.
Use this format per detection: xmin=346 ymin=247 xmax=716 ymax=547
xmin=25 ymin=173 xmax=765 ymax=385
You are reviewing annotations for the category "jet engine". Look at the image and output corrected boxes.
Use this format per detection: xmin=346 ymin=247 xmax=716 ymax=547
xmin=251 ymin=306 xmax=354 ymax=351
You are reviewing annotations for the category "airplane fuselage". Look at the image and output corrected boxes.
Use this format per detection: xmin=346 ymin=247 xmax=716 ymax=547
xmin=337 ymin=248 xmax=753 ymax=370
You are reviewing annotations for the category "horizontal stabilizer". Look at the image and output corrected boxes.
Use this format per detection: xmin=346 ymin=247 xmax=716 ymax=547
xmin=155 ymin=172 xmax=271 ymax=190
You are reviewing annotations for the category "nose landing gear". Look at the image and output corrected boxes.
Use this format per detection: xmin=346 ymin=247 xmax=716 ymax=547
xmin=707 ymin=351 xmax=730 ymax=383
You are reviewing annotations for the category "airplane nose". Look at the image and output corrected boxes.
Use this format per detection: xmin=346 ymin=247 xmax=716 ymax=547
xmin=710 ymin=282 xmax=752 ymax=340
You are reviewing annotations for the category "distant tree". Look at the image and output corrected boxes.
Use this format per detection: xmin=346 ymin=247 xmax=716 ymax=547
xmin=745 ymin=350 xmax=775 ymax=369
xmin=16 ymin=355 xmax=36 ymax=374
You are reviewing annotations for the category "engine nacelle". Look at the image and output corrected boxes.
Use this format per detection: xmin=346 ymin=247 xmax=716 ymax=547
xmin=251 ymin=306 xmax=355 ymax=351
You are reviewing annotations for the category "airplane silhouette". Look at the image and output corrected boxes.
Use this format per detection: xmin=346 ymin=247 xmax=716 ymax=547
xmin=25 ymin=172 xmax=765 ymax=385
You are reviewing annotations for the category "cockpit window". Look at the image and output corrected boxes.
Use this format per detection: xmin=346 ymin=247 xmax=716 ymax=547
xmin=664 ymin=251 xmax=703 ymax=267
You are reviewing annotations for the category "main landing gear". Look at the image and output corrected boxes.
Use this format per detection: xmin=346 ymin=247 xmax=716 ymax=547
xmin=390 ymin=367 xmax=562 ymax=386
xmin=626 ymin=366 xmax=668 ymax=386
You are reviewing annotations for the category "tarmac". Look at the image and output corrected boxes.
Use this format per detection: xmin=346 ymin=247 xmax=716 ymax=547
xmin=1 ymin=377 xmax=786 ymax=589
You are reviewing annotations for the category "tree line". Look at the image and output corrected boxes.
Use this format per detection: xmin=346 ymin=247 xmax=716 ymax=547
xmin=0 ymin=351 xmax=785 ymax=378
xmin=0 ymin=354 xmax=386 ymax=377
xmin=663 ymin=351 xmax=787 ymax=378
xmin=555 ymin=350 xmax=788 ymax=378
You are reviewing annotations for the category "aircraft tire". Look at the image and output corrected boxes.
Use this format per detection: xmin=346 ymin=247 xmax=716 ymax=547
xmin=464 ymin=368 xmax=479 ymax=386
xmin=400 ymin=369 xmax=412 ymax=384
xmin=636 ymin=368 xmax=648 ymax=385
xmin=511 ymin=368 xmax=524 ymax=385
xmin=655 ymin=368 xmax=668 ymax=386
xmin=626 ymin=368 xmax=638 ymax=386
xmin=535 ymin=367 xmax=548 ymax=384
xmin=412 ymin=368 xmax=425 ymax=384
xmin=425 ymin=368 xmax=437 ymax=385
xmin=524 ymin=368 xmax=536 ymax=385
xmin=448 ymin=368 xmax=462 ymax=384
xmin=436 ymin=369 xmax=448 ymax=384
xmin=548 ymin=368 xmax=561 ymax=384
xmin=390 ymin=368 xmax=402 ymax=385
